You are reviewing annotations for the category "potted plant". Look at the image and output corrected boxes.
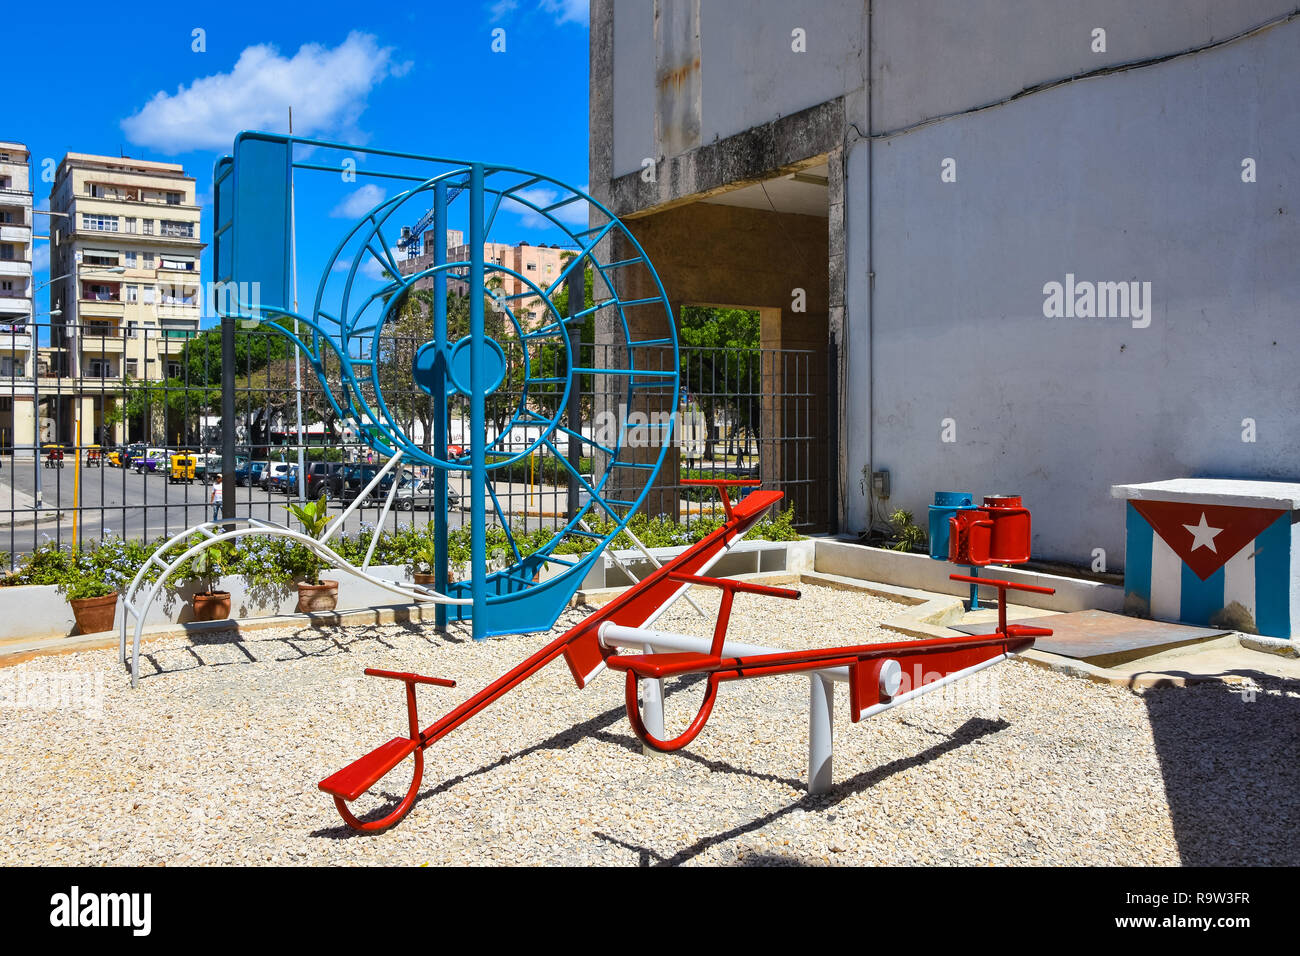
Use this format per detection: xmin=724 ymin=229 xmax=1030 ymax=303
xmin=411 ymin=542 xmax=439 ymax=587
xmin=287 ymin=495 xmax=337 ymax=612
xmin=188 ymin=538 xmax=233 ymax=621
xmin=60 ymin=568 xmax=119 ymax=635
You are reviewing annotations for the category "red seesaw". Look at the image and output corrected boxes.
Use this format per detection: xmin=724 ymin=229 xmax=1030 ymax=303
xmin=319 ymin=480 xmax=1053 ymax=832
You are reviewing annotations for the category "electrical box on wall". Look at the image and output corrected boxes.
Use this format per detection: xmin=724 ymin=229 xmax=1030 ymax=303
xmin=872 ymin=469 xmax=890 ymax=499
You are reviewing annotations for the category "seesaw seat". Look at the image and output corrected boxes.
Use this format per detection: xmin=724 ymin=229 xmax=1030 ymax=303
xmin=319 ymin=737 xmax=419 ymax=803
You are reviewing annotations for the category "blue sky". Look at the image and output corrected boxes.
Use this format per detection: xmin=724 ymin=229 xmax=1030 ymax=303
xmin=9 ymin=0 xmax=590 ymax=326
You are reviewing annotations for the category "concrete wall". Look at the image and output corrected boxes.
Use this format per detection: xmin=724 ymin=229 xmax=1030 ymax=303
xmin=596 ymin=0 xmax=1300 ymax=567
xmin=848 ymin=3 xmax=1300 ymax=564
xmin=610 ymin=0 xmax=867 ymax=177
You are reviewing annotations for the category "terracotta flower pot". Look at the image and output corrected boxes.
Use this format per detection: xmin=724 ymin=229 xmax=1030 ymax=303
xmin=70 ymin=592 xmax=118 ymax=635
xmin=192 ymin=590 xmax=231 ymax=622
xmin=414 ymin=572 xmax=436 ymax=586
xmin=296 ymin=579 xmax=339 ymax=613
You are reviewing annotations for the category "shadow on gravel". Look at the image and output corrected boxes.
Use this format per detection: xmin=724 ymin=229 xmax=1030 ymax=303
xmin=1140 ymin=672 xmax=1300 ymax=865
xmin=135 ymin=619 xmax=462 ymax=682
xmin=309 ymin=674 xmax=813 ymax=841
xmin=307 ymin=674 xmax=1008 ymax=860
xmin=595 ymin=717 xmax=1008 ymax=868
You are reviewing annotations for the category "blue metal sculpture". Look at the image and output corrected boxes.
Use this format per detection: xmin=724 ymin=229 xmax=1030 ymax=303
xmin=211 ymin=133 xmax=679 ymax=640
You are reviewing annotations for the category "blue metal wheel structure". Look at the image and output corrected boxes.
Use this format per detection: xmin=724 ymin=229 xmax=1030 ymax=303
xmin=212 ymin=133 xmax=679 ymax=639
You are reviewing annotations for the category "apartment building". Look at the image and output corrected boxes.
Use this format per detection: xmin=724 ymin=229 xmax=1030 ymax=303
xmin=397 ymin=232 xmax=572 ymax=327
xmin=47 ymin=153 xmax=204 ymax=445
xmin=0 ymin=142 xmax=34 ymax=452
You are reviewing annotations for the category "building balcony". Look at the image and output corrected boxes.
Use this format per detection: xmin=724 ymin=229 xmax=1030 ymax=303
xmin=78 ymin=298 xmax=125 ymax=319
xmin=0 ymin=332 xmax=32 ymax=351
xmin=0 ymin=224 xmax=30 ymax=242
xmin=0 ymin=295 xmax=32 ymax=314
xmin=0 ymin=260 xmax=31 ymax=277
xmin=79 ymin=335 xmax=126 ymax=355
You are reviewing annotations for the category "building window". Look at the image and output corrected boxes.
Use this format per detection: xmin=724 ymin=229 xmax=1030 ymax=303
xmin=88 ymin=360 xmax=113 ymax=378
xmin=160 ymin=221 xmax=193 ymax=239
xmin=1 ymin=280 xmax=11 ymax=291
xmin=143 ymin=252 xmax=154 ymax=267
xmin=0 ymin=245 xmax=13 ymax=260
xmin=165 ymin=192 xmax=182 ymax=205
xmin=125 ymin=284 xmax=138 ymax=303
xmin=167 ymin=363 xmax=181 ymax=379
xmin=125 ymin=251 xmax=137 ymax=268
xmin=81 ymin=214 xmax=119 ymax=232
xmin=142 ymin=221 xmax=153 ymax=235
xmin=142 ymin=286 xmax=155 ymax=305
xmin=0 ymin=397 xmax=12 ymax=411
xmin=124 ymin=218 xmax=137 ymax=234
xmin=125 ymin=359 xmax=138 ymax=378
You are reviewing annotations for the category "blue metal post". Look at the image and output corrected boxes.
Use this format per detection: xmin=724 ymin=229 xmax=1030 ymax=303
xmin=433 ymin=180 xmax=449 ymax=629
xmin=469 ymin=164 xmax=487 ymax=639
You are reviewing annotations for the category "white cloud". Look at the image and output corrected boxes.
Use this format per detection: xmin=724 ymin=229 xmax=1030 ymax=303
xmin=504 ymin=185 xmax=589 ymax=230
xmin=331 ymin=184 xmax=388 ymax=219
xmin=490 ymin=0 xmax=520 ymax=20
xmin=32 ymin=244 xmax=50 ymax=274
xmin=121 ymin=32 xmax=404 ymax=154
xmin=538 ymin=0 xmax=587 ymax=25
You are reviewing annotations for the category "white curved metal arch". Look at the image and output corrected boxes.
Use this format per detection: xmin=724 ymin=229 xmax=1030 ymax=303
xmin=119 ymin=517 xmax=471 ymax=688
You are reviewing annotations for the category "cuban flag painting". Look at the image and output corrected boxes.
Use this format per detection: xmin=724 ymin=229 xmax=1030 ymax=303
xmin=1122 ymin=498 xmax=1294 ymax=638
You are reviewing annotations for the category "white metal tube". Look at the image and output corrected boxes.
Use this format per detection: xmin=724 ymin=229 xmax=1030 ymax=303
xmin=808 ymin=675 xmax=834 ymax=795
xmin=640 ymin=642 xmax=665 ymax=757
xmin=320 ymin=450 xmax=403 ymax=544
xmin=362 ymin=469 xmax=404 ymax=569
xmin=600 ymin=623 xmax=852 ymax=682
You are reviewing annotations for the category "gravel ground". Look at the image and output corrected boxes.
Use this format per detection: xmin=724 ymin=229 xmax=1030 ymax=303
xmin=1 ymin=584 xmax=1296 ymax=866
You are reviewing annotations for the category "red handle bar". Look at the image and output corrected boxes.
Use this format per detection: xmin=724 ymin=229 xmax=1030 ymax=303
xmin=364 ymin=668 xmax=457 ymax=688
xmin=948 ymin=574 xmax=1056 ymax=596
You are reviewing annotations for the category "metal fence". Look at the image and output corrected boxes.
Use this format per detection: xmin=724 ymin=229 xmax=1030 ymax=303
xmin=0 ymin=317 xmax=831 ymax=570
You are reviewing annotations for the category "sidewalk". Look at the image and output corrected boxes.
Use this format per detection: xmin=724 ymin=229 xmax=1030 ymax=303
xmin=0 ymin=481 xmax=62 ymax=528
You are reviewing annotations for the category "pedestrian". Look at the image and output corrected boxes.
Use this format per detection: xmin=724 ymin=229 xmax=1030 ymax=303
xmin=211 ymin=475 xmax=223 ymax=523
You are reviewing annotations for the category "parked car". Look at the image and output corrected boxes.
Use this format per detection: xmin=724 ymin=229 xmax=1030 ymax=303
xmin=121 ymin=443 xmax=144 ymax=469
xmin=244 ymin=461 xmax=267 ymax=488
xmin=134 ymin=448 xmax=167 ymax=474
xmin=305 ymin=461 xmax=346 ymax=500
xmin=235 ymin=459 xmax=261 ymax=486
xmin=169 ymin=453 xmax=198 ymax=483
xmin=336 ymin=464 xmax=398 ymax=503
xmin=393 ymin=477 xmax=461 ymax=511
xmin=261 ymin=462 xmax=291 ymax=491
xmin=268 ymin=463 xmax=299 ymax=494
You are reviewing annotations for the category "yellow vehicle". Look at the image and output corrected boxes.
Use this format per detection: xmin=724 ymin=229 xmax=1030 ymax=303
xmin=86 ymin=445 xmax=103 ymax=467
xmin=107 ymin=450 xmax=125 ymax=468
xmin=169 ymin=452 xmax=198 ymax=483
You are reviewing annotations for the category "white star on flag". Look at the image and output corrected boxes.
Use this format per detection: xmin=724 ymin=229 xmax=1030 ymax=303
xmin=1183 ymin=513 xmax=1224 ymax=553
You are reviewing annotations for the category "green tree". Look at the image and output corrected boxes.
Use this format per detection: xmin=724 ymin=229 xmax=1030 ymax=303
xmin=679 ymin=306 xmax=760 ymax=460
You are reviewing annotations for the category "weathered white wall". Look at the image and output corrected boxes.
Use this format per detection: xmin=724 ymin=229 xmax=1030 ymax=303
xmin=847 ymin=6 xmax=1300 ymax=563
xmin=602 ymin=0 xmax=1300 ymax=567
xmin=611 ymin=0 xmax=867 ymax=177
